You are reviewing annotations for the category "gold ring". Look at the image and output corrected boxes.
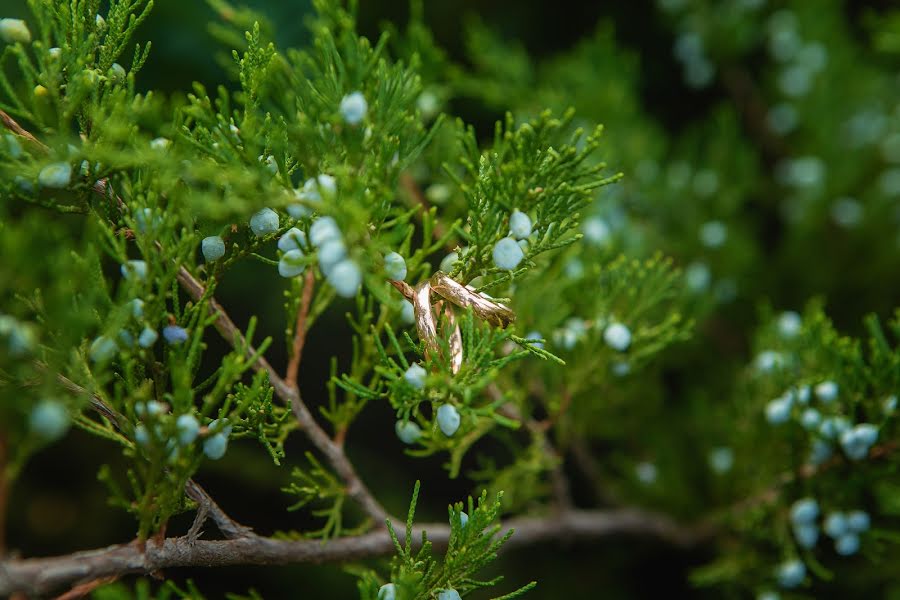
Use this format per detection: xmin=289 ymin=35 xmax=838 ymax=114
xmin=429 ymin=272 xmax=515 ymax=329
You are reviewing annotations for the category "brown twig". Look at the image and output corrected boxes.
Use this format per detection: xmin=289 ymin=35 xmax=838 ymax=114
xmin=0 ymin=507 xmax=707 ymax=597
xmin=400 ymin=172 xmax=448 ymax=241
xmin=0 ymin=109 xmax=46 ymax=152
xmin=492 ymin=386 xmax=573 ymax=511
xmin=285 ymin=269 xmax=316 ymax=389
xmin=53 ymin=576 xmax=119 ymax=600
xmin=175 ymin=264 xmax=390 ymax=525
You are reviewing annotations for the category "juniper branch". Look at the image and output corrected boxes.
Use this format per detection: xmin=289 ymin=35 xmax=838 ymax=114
xmin=0 ymin=508 xmax=708 ymax=597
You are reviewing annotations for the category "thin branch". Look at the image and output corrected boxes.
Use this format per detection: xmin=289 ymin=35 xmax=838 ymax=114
xmin=491 ymin=386 xmax=573 ymax=511
xmin=53 ymin=576 xmax=118 ymax=600
xmin=285 ymin=269 xmax=316 ymax=389
xmin=0 ymin=109 xmax=47 ymax=152
xmin=400 ymin=172 xmax=448 ymax=242
xmin=183 ymin=480 xmax=256 ymax=541
xmin=54 ymin=371 xmax=256 ymax=542
xmin=175 ymin=264 xmax=390 ymax=525
xmin=0 ymin=507 xmax=707 ymax=597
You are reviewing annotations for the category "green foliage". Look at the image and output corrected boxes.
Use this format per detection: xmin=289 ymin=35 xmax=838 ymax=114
xmin=357 ymin=482 xmax=536 ymax=599
xmin=2 ymin=0 xmax=899 ymax=598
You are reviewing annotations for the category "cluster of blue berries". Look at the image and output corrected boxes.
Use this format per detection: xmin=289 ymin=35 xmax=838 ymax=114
xmin=132 ymin=401 xmax=232 ymax=462
xmin=309 ymin=216 xmax=362 ymax=298
xmin=398 ymin=363 xmax=462 ymax=439
xmin=289 ymin=173 xmax=336 ymax=218
xmin=779 ymin=497 xmax=871 ymax=589
xmin=89 ymin=293 xmax=188 ymax=365
xmin=764 ymin=379 xmax=881 ymax=464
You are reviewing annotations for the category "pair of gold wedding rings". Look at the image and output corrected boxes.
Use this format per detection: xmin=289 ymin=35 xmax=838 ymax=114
xmin=390 ymin=272 xmax=515 ymax=374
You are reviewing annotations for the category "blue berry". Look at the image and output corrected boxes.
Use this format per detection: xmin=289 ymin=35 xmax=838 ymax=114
xmin=377 ymin=583 xmax=396 ymax=600
xmin=318 ymin=239 xmax=347 ymax=276
xmin=149 ymin=137 xmax=170 ymax=150
xmin=793 ymin=523 xmax=818 ymax=549
xmin=439 ymin=251 xmax=459 ymax=273
xmin=492 ymin=237 xmax=524 ymax=270
xmin=765 ymin=396 xmax=792 ymax=425
xmin=89 ymin=335 xmax=117 ymax=363
xmin=293 ymin=174 xmax=337 ymax=209
xmin=134 ymin=424 xmax=150 ymax=447
xmin=808 ymin=439 xmax=832 ymax=466
xmin=509 ymin=209 xmax=532 ymax=239
xmin=847 ymin=510 xmax=870 ymax=533
xmin=884 ymin=395 xmax=898 ymax=415
xmin=778 ymin=311 xmax=802 ymax=337
xmin=525 ymin=331 xmax=545 ymax=350
xmin=177 ymin=414 xmax=200 ymax=445
xmin=611 ymin=361 xmax=631 ymax=377
xmin=339 ymin=91 xmax=368 ymax=125
xmin=260 ymin=154 xmax=278 ymax=174
xmin=403 ymin=363 xmax=427 ymax=390
xmin=278 ymin=249 xmax=306 ymax=278
xmin=635 ymin=461 xmax=658 ymax=484
xmin=685 ymin=261 xmax=711 ymax=292
xmin=309 ymin=216 xmax=341 ymax=247
xmin=29 ymin=400 xmax=69 ymax=440
xmin=604 ymin=322 xmax=632 ymax=351
xmin=790 ymin=498 xmax=819 ymax=524
xmin=38 ymin=162 xmax=72 ymax=188
xmin=699 ymin=220 xmax=728 ymax=248
xmin=108 ymin=62 xmax=126 ymax=82
xmin=121 ymin=260 xmax=148 ymax=281
xmin=395 ymin=420 xmax=422 ymax=444
xmin=437 ymin=589 xmax=461 ymax=600
xmin=117 ymin=329 xmax=135 ymax=348
xmin=0 ymin=316 xmax=36 ymax=356
xmin=815 ymin=380 xmax=839 ymax=403
xmin=134 ymin=208 xmax=159 ymax=233
xmin=384 ymin=252 xmax=407 ymax=281
xmin=708 ymin=447 xmax=734 ymax=474
xmin=437 ymin=404 xmax=461 ymax=436
xmin=203 ymin=433 xmax=229 ymax=460
xmin=202 ymin=236 xmax=226 ymax=262
xmin=327 ymin=259 xmax=362 ymax=298
xmin=130 ymin=299 xmax=145 ymax=318
xmin=775 ymin=559 xmax=805 ymax=589
xmin=249 ymin=208 xmax=279 ymax=237
xmin=278 ymin=228 xmax=307 ymax=252
xmin=754 ymin=350 xmax=783 ymax=372
xmin=840 ymin=424 xmax=877 ymax=461
xmin=800 ymin=408 xmax=821 ymax=430
xmin=0 ymin=18 xmax=32 ymax=44
xmin=819 ymin=416 xmax=850 ymax=440
xmin=400 ymin=300 xmax=415 ymax=325
xmin=459 ymin=511 xmax=468 ymax=529
xmin=853 ymin=423 xmax=878 ymax=446
xmin=583 ymin=216 xmax=611 ymax=246
xmin=162 ymin=325 xmax=188 ymax=345
xmin=824 ymin=512 xmax=848 ymax=538
xmin=795 ymin=385 xmax=811 ymax=404
xmin=138 ymin=326 xmax=158 ymax=348
xmin=144 ymin=400 xmax=165 ymax=417
xmin=835 ymin=533 xmax=860 ymax=556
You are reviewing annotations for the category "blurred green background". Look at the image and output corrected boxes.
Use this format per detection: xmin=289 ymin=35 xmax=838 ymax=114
xmin=4 ymin=0 xmax=898 ymax=598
